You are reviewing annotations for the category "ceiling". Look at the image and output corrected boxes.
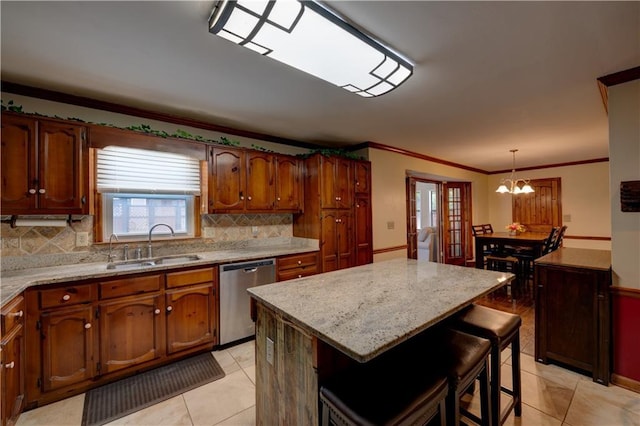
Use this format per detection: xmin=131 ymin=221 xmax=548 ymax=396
xmin=1 ymin=1 xmax=638 ymax=172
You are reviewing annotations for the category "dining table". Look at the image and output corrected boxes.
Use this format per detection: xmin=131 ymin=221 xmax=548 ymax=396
xmin=474 ymin=231 xmax=551 ymax=269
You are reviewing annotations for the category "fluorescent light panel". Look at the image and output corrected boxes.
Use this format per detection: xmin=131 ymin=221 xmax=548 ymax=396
xmin=209 ymin=0 xmax=414 ymax=97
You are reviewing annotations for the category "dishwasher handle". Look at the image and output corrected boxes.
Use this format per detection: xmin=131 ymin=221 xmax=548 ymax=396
xmin=244 ymin=267 xmax=258 ymax=273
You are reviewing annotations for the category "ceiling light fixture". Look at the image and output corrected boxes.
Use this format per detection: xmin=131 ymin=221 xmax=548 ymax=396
xmin=495 ymin=149 xmax=535 ymax=194
xmin=208 ymin=0 xmax=414 ymax=97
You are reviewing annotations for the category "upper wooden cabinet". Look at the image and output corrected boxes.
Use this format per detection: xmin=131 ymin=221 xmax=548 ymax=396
xmin=274 ymin=155 xmax=303 ymax=211
xmin=353 ymin=160 xmax=371 ymax=195
xmin=1 ymin=114 xmax=88 ymax=215
xmin=208 ymin=146 xmax=303 ymax=213
xmin=319 ymin=155 xmax=352 ymax=209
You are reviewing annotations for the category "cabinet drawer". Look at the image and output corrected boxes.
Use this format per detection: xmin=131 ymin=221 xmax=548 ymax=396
xmin=39 ymin=284 xmax=95 ymax=309
xmin=166 ymin=267 xmax=215 ymax=288
xmin=277 ymin=266 xmax=318 ymax=282
xmin=100 ymin=274 xmax=163 ymax=299
xmin=277 ymin=252 xmax=319 ymax=271
xmin=1 ymin=295 xmax=24 ymax=335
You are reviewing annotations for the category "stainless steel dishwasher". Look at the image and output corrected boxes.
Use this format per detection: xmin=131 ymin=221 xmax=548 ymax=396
xmin=219 ymin=258 xmax=276 ymax=345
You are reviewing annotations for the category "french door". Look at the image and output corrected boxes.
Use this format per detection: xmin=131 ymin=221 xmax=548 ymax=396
xmin=406 ymin=177 xmax=472 ymax=265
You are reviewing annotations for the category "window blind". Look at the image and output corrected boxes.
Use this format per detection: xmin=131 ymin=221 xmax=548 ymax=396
xmin=97 ymin=146 xmax=201 ymax=194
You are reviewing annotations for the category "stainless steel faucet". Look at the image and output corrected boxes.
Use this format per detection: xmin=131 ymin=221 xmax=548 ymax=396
xmin=147 ymin=223 xmax=175 ymax=258
xmin=108 ymin=233 xmax=119 ymax=262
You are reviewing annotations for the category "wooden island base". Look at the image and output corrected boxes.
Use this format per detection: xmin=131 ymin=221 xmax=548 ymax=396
xmin=254 ymin=303 xmax=355 ymax=425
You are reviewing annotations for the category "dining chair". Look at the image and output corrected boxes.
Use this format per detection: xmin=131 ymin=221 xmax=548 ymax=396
xmin=472 ymin=224 xmax=498 ymax=267
xmin=550 ymin=225 xmax=568 ymax=252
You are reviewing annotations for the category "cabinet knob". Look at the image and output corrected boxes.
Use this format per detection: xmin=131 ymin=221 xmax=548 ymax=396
xmin=166 ymin=306 xmax=173 ymax=312
xmin=240 ymin=196 xmax=244 ymax=200
xmin=356 ymin=204 xmax=360 ymax=208
xmin=9 ymin=310 xmax=23 ymax=318
xmin=277 ymin=197 xmax=281 ymax=201
xmin=4 ymin=361 xmax=15 ymax=369
xmin=356 ymin=181 xmax=360 ymax=186
xmin=62 ymin=294 xmax=71 ymax=301
xmin=298 ymin=274 xmax=302 ymax=278
xmin=38 ymin=188 xmax=46 ymax=194
xmin=335 ymin=197 xmax=341 ymax=201
xmin=154 ymin=309 xmax=161 ymax=315
xmin=28 ymin=189 xmax=37 ymax=194
xmin=84 ymin=323 xmax=92 ymax=329
xmin=297 ymin=260 xmax=302 ymax=265
xmin=247 ymin=196 xmax=252 ymax=200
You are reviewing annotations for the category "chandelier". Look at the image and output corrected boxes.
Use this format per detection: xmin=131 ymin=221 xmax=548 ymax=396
xmin=208 ymin=0 xmax=413 ymax=98
xmin=495 ymin=149 xmax=535 ymax=194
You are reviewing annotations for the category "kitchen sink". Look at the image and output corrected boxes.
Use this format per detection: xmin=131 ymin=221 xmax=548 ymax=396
xmin=106 ymin=254 xmax=201 ymax=270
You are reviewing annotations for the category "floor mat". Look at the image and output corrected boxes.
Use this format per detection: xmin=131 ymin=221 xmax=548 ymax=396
xmin=82 ymin=352 xmax=225 ymax=426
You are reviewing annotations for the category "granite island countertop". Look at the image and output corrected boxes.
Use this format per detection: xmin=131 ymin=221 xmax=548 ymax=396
xmin=535 ymin=247 xmax=611 ymax=271
xmin=248 ymin=258 xmax=514 ymax=362
xmin=0 ymin=237 xmax=318 ymax=306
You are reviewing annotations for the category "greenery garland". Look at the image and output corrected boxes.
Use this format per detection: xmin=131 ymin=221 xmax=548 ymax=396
xmin=1 ymin=99 xmax=363 ymax=158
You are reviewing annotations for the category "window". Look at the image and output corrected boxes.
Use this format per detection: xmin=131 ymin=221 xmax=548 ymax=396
xmin=97 ymin=146 xmax=201 ymax=240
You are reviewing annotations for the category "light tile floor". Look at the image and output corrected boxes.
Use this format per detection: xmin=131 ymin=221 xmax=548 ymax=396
xmin=16 ymin=296 xmax=640 ymax=426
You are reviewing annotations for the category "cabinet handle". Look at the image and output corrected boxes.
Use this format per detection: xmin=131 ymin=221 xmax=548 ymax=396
xmin=38 ymin=188 xmax=46 ymax=194
xmin=154 ymin=309 xmax=161 ymax=315
xmin=28 ymin=189 xmax=36 ymax=194
xmin=166 ymin=306 xmax=173 ymax=312
xmin=9 ymin=310 xmax=23 ymax=318
xmin=62 ymin=294 xmax=71 ymax=301
xmin=84 ymin=323 xmax=92 ymax=329
xmin=4 ymin=361 xmax=15 ymax=369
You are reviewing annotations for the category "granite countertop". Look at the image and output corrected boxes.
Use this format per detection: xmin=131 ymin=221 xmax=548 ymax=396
xmin=248 ymin=258 xmax=514 ymax=362
xmin=535 ymin=247 xmax=611 ymax=271
xmin=0 ymin=238 xmax=318 ymax=306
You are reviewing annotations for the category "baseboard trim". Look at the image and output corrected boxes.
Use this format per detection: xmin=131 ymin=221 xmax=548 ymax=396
xmin=611 ymin=373 xmax=640 ymax=394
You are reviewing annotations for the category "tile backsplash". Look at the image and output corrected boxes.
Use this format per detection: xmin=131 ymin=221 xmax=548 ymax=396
xmin=0 ymin=214 xmax=293 ymax=271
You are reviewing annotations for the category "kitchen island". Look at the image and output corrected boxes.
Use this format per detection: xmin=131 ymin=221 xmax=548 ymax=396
xmin=248 ymin=258 xmax=514 ymax=425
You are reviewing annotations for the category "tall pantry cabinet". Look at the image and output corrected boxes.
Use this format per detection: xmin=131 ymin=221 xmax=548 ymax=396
xmin=294 ymin=154 xmax=372 ymax=273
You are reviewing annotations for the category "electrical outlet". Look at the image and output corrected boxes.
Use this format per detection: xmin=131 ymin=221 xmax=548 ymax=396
xmin=266 ymin=337 xmax=274 ymax=365
xmin=75 ymin=232 xmax=89 ymax=247
xmin=563 ymin=214 xmax=572 ymax=222
xmin=387 ymin=221 xmax=395 ymax=230
xmin=252 ymin=226 xmax=259 ymax=237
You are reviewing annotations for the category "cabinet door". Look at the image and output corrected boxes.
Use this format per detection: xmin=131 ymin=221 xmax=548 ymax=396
xmin=166 ymin=283 xmax=215 ymax=354
xmin=37 ymin=121 xmax=87 ymax=213
xmin=353 ymin=160 xmax=371 ymax=195
xmin=1 ymin=115 xmax=36 ymax=213
xmin=1 ymin=326 xmax=24 ymax=426
xmin=536 ymin=266 xmax=597 ymax=372
xmin=210 ymin=147 xmax=245 ymax=211
xmin=336 ymin=210 xmax=353 ymax=270
xmin=40 ymin=305 xmax=95 ymax=392
xmin=99 ymin=294 xmax=164 ymax=375
xmin=334 ymin=158 xmax=352 ymax=209
xmin=246 ymin=152 xmax=274 ymax=210
xmin=354 ymin=196 xmax=373 ymax=266
xmin=274 ymin=155 xmax=302 ymax=211
xmin=320 ymin=212 xmax=339 ymax=273
xmin=320 ymin=156 xmax=338 ymax=209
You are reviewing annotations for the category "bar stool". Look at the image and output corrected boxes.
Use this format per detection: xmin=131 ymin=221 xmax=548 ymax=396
xmin=485 ymin=254 xmax=521 ymax=298
xmin=451 ymin=305 xmax=522 ymax=426
xmin=319 ymin=350 xmax=448 ymax=425
xmin=440 ymin=328 xmax=492 ymax=426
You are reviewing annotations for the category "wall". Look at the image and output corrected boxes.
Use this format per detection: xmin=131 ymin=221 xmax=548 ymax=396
xmin=488 ymin=161 xmax=611 ymax=250
xmin=608 ymin=79 xmax=640 ymax=388
xmin=366 ymin=147 xmax=489 ymax=261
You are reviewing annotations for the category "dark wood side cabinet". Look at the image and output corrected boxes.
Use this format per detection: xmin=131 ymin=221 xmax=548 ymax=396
xmin=1 ymin=296 xmax=25 ymax=426
xmin=535 ymin=248 xmax=612 ymax=385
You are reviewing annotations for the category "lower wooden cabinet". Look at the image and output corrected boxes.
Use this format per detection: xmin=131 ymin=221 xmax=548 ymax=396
xmin=276 ymin=252 xmax=319 ymax=281
xmin=23 ymin=266 xmax=219 ymax=410
xmin=99 ymin=294 xmax=165 ymax=375
xmin=1 ymin=296 xmax=25 ymax=426
xmin=535 ymin=252 xmax=612 ymax=384
xmin=40 ymin=304 xmax=96 ymax=392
